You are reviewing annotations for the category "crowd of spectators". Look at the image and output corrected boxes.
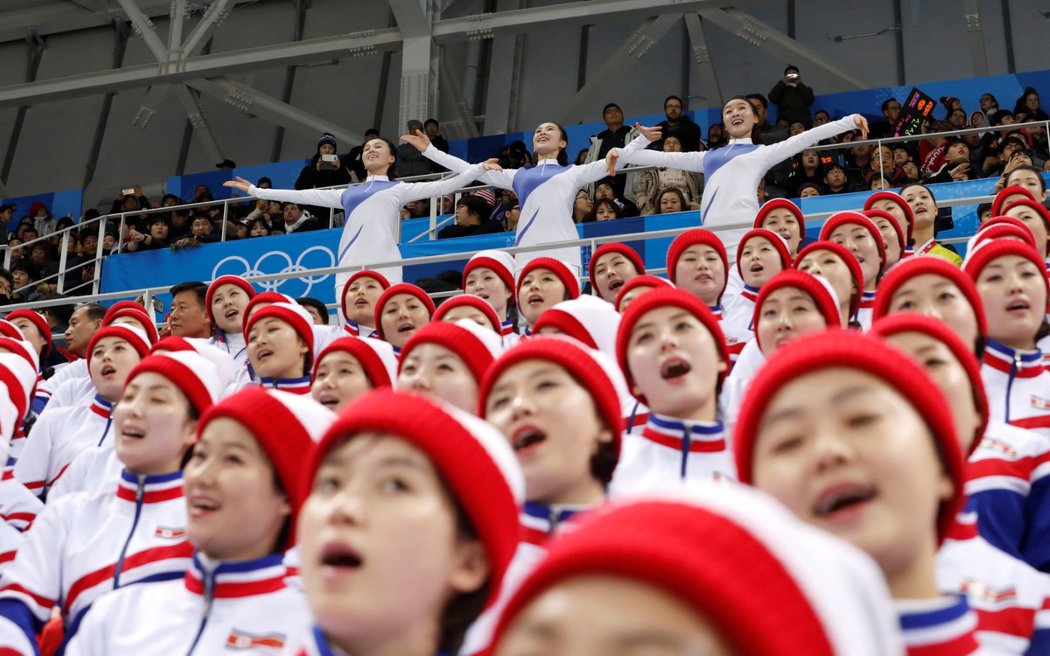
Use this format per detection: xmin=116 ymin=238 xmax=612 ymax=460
xmin=1 ymin=76 xmax=1047 ymax=302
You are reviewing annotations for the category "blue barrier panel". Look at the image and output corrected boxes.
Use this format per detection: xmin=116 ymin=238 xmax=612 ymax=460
xmin=1 ymin=189 xmax=84 ymax=223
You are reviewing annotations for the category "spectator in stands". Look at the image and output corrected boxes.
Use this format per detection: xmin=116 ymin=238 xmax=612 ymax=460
xmin=0 ymin=204 xmax=14 ymax=242
xmin=706 ymin=122 xmax=726 ymax=149
xmin=144 ymin=216 xmax=170 ymax=249
xmin=901 ymin=160 xmax=921 ymax=182
xmin=655 ymin=187 xmax=689 ymax=214
xmin=813 ymin=109 xmax=830 ymax=127
xmin=347 ymin=128 xmax=380 ymax=181
xmin=168 ymin=281 xmax=212 ymax=338
xmin=572 ymin=190 xmax=593 ymax=224
xmin=295 ymin=132 xmax=351 ymax=221
xmin=574 ymin=149 xmax=589 ymax=165
xmin=982 ymin=135 xmax=1028 ymax=178
xmin=424 ymin=119 xmax=449 ymax=167
xmin=439 ymin=195 xmax=504 ymax=239
xmin=634 ymin=135 xmax=702 ymax=215
xmin=768 ymin=64 xmax=814 ymax=127
xmin=27 ymin=202 xmax=56 ymax=237
xmin=746 ymin=93 xmax=786 ymax=144
xmin=823 ymin=162 xmax=850 ymax=194
xmin=279 ymin=201 xmax=320 ymax=234
xmin=1015 ymin=87 xmax=1049 ymax=122
xmin=193 ymin=184 xmax=214 ymax=204
xmin=505 ymin=199 xmax=520 ymax=232
xmin=404 ymin=198 xmax=430 ymax=219
xmin=594 ymin=179 xmax=638 ymax=217
xmin=168 ymin=207 xmax=190 ymax=239
xmin=63 ymin=303 xmax=104 ymax=358
xmin=785 ymin=149 xmax=825 ymax=198
xmin=586 ymin=103 xmax=634 ymax=196
xmin=28 ymin=242 xmax=57 ymax=280
xmin=397 ymin=120 xmax=434 ymax=177
xmin=10 ymin=261 xmax=40 ymax=302
xmin=588 ymin=198 xmax=623 ymax=221
xmin=798 ymin=182 xmax=821 ymax=198
xmin=656 ymin=95 xmax=701 ymax=152
xmin=925 ymin=138 xmax=976 ymax=183
xmin=947 ymin=107 xmax=967 ymax=130
xmin=109 ymin=185 xmax=151 ymax=216
xmin=845 ymin=142 xmax=875 ymax=189
xmin=869 ymin=97 xmax=901 ymax=139
xmin=297 ymin=297 xmax=329 ymax=325
xmin=980 ymin=92 xmax=999 ymax=116
xmin=186 ymin=214 xmax=218 ymax=245
xmin=0 ymin=269 xmax=12 ymax=306
xmin=247 ymin=217 xmax=271 ymax=238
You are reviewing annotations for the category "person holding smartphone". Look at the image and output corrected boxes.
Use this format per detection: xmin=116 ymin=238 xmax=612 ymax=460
xmin=768 ymin=65 xmax=815 ymax=128
xmin=295 ymin=132 xmax=353 ymax=222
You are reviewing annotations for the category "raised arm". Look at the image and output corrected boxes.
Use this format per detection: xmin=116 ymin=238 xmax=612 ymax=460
xmin=224 ymin=177 xmax=344 ymax=209
xmin=394 ymin=160 xmax=502 ymax=203
xmin=758 ymin=114 xmax=868 ymax=164
xmin=402 ymin=129 xmax=517 ymax=189
xmin=571 ymin=128 xmax=654 ymax=185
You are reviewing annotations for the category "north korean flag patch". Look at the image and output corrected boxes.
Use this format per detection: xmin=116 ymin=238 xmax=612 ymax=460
xmin=225 ymin=630 xmax=286 ymax=650
xmin=154 ymin=526 xmax=186 ymax=539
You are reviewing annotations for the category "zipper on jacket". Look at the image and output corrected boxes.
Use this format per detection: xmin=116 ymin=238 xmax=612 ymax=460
xmin=185 ymin=566 xmax=215 ymax=655
xmin=1005 ymin=351 xmax=1021 ymax=423
xmin=112 ymin=476 xmax=145 ymax=587
xmin=96 ymin=406 xmax=114 ymax=447
xmin=680 ymin=427 xmax=691 ymax=480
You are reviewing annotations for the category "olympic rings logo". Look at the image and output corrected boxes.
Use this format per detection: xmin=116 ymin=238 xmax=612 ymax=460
xmin=212 ymin=245 xmax=335 ymax=297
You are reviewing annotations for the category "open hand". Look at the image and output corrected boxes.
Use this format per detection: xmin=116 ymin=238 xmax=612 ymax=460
xmin=223 ymin=176 xmax=252 ymax=194
xmin=853 ymin=115 xmax=870 ymax=140
xmin=605 ymin=149 xmax=621 ymax=177
xmin=634 ymin=123 xmax=663 ymax=142
xmin=399 ymin=129 xmax=431 ymax=152
xmin=481 ymin=158 xmax=503 ymax=172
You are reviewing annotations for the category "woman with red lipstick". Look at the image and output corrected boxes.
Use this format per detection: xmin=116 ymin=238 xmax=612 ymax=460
xmin=340 ymin=270 xmax=390 ymax=339
xmin=900 ymin=183 xmax=962 ymax=266
xmin=754 ymin=199 xmax=805 ymax=258
xmin=0 ymin=350 xmax=221 ymax=653
xmin=794 ymin=241 xmax=864 ymax=328
xmin=398 ymin=319 xmax=504 ymax=414
xmin=1002 ymin=199 xmax=1050 ymax=262
xmin=722 ymin=228 xmax=791 ymax=348
xmin=66 ymin=387 xmax=335 ymax=654
xmin=734 ymin=331 xmax=983 ymax=654
xmin=205 ymin=275 xmax=256 ymax=368
xmin=373 ymin=283 xmax=436 ymax=354
xmin=515 ymin=258 xmax=580 ymax=335
xmin=612 ymin=288 xmax=734 ymax=493
xmin=588 ymin=243 xmax=645 ymax=303
xmin=864 ymin=190 xmax=916 ymax=258
xmin=311 ymin=336 xmax=397 ymax=414
xmin=293 ymin=390 xmax=523 ymax=656
xmin=15 ymin=325 xmax=152 ymax=499
xmin=819 ymin=212 xmax=887 ymax=330
xmin=463 ymin=250 xmax=517 ymax=344
xmin=243 ymin=302 xmax=316 ymax=394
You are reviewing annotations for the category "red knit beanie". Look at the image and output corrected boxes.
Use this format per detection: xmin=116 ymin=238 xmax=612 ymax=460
xmin=666 ymin=229 xmax=727 ymax=286
xmin=754 ymin=198 xmax=806 ymax=236
xmin=303 ymin=389 xmax=524 ymax=607
xmin=463 ymin=250 xmax=515 ymax=299
xmin=793 ymin=241 xmax=865 ymax=318
xmin=205 ymin=275 xmax=256 ymax=324
xmin=200 ymin=387 xmax=335 ymax=549
xmin=373 ymin=284 xmax=436 ymax=338
xmin=432 ymin=295 xmax=503 ymax=334
xmin=863 ymin=190 xmax=915 ymax=239
xmin=1003 ymin=198 xmax=1050 ymax=230
xmin=991 ymin=185 xmax=1039 ymax=216
xmin=0 ymin=336 xmax=38 ymax=374
xmin=870 ymin=313 xmax=989 ymax=456
xmin=243 ymin=302 xmax=316 ymax=361
xmin=126 ymin=351 xmax=225 ymax=415
xmin=517 ymin=258 xmax=580 ymax=300
xmin=490 ymin=492 xmax=850 ymax=656
xmin=312 ymin=336 xmax=397 ymax=389
xmin=732 ymin=331 xmax=966 ymax=545
xmin=479 ymin=337 xmax=625 ymax=451
xmin=972 ymin=223 xmax=1036 ymax=251
xmin=588 ymin=243 xmax=645 ymax=294
xmin=964 ymin=239 xmax=1050 ymax=308
xmin=340 ymin=270 xmax=391 ymax=322
xmin=399 ymin=320 xmax=503 ymax=385
xmin=616 ymin=288 xmax=729 ymax=402
xmin=819 ymin=211 xmax=887 ymax=276
xmin=736 ymin=228 xmax=791 ymax=278
xmin=242 ymin=291 xmax=295 ymax=324
xmin=872 ymin=256 xmax=987 ymax=336
xmin=4 ymin=310 xmax=51 ymax=354
xmin=87 ymin=324 xmax=152 ymax=361
xmin=104 ymin=307 xmax=160 ymax=344
xmin=862 ymin=209 xmax=905 ymax=256
xmin=613 ymin=274 xmax=674 ymax=312
xmin=0 ymin=321 xmax=23 ymax=341
xmin=752 ymin=271 xmax=841 ymax=351
xmin=532 ymin=295 xmax=621 ymax=357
